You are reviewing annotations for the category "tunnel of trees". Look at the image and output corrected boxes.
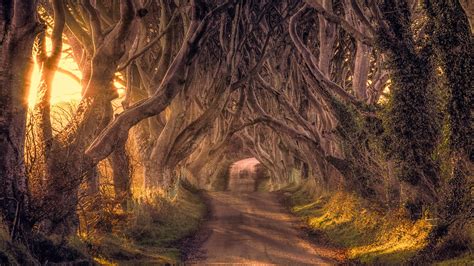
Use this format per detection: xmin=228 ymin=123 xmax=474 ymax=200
xmin=0 ymin=0 xmax=472 ymax=264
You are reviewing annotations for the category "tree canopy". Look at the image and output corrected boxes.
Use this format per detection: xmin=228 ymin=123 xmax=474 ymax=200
xmin=0 ymin=0 xmax=472 ymax=264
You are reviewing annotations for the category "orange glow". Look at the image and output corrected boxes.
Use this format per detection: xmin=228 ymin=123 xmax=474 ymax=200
xmin=28 ymin=36 xmax=82 ymax=107
xmin=28 ymin=36 xmax=126 ymax=108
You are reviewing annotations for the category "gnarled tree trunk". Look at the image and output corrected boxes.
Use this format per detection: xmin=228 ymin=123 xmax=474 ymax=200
xmin=0 ymin=0 xmax=41 ymax=237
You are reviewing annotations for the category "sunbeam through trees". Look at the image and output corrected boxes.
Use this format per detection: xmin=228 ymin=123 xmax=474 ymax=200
xmin=0 ymin=0 xmax=472 ymax=264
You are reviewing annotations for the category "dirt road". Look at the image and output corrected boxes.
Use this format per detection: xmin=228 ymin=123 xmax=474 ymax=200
xmin=187 ymin=191 xmax=339 ymax=265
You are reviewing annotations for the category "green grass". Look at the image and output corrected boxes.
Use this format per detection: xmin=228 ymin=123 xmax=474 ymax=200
xmin=286 ymin=182 xmax=473 ymax=265
xmin=285 ymin=183 xmax=433 ymax=265
xmin=0 ymin=185 xmax=205 ymax=265
xmin=89 ymin=183 xmax=207 ymax=265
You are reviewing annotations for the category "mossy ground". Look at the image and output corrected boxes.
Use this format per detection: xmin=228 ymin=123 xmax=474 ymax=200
xmin=284 ymin=183 xmax=437 ymax=265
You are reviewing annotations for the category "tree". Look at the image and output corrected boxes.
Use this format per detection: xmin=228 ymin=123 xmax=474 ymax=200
xmin=31 ymin=0 xmax=65 ymax=202
xmin=35 ymin=0 xmax=139 ymax=236
xmin=418 ymin=0 xmax=473 ymax=259
xmin=0 ymin=0 xmax=42 ymax=238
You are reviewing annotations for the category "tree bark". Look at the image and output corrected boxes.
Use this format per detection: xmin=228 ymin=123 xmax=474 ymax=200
xmin=146 ymin=93 xmax=187 ymax=188
xmin=109 ymin=143 xmax=131 ymax=209
xmin=38 ymin=0 xmax=138 ymax=236
xmin=31 ymin=0 xmax=65 ymax=198
xmin=352 ymin=41 xmax=371 ymax=100
xmin=0 ymin=0 xmax=41 ymax=237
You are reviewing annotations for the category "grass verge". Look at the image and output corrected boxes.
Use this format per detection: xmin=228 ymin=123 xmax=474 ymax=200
xmin=284 ymin=184 xmax=434 ymax=265
xmin=85 ymin=182 xmax=207 ymax=265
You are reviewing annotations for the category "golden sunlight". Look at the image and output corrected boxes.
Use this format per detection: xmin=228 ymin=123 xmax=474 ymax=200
xmin=28 ymin=38 xmax=82 ymax=107
xmin=28 ymin=37 xmax=126 ymax=108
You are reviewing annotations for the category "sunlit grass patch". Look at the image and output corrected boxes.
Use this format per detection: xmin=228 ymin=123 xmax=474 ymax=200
xmin=83 ymin=183 xmax=206 ymax=264
xmin=93 ymin=256 xmax=118 ymax=266
xmin=350 ymin=214 xmax=431 ymax=264
xmin=287 ymin=185 xmax=433 ymax=264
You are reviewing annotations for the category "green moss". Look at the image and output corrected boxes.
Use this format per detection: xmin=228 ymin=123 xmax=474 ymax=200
xmin=323 ymin=98 xmax=383 ymax=199
xmin=411 ymin=2 xmax=474 ymax=263
xmin=372 ymin=1 xmax=444 ymax=218
xmin=424 ymin=0 xmax=473 ymax=156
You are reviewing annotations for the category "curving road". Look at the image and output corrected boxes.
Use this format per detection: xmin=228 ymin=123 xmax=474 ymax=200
xmin=186 ymin=158 xmax=341 ymax=265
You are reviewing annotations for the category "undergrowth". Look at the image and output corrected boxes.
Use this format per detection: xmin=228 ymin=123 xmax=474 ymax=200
xmin=285 ymin=183 xmax=433 ymax=264
xmin=0 ymin=220 xmax=91 ymax=265
xmin=0 ymin=223 xmax=36 ymax=265
xmin=81 ymin=182 xmax=206 ymax=265
xmin=0 ymin=182 xmax=206 ymax=265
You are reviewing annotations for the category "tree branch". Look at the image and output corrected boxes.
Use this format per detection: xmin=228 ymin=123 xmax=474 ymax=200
xmin=85 ymin=1 xmax=227 ymax=162
xmin=81 ymin=0 xmax=103 ymax=46
xmin=289 ymin=6 xmax=364 ymax=109
xmin=304 ymin=1 xmax=373 ymax=45
xmin=117 ymin=11 xmax=178 ymax=71
xmin=50 ymin=0 xmax=66 ymax=60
